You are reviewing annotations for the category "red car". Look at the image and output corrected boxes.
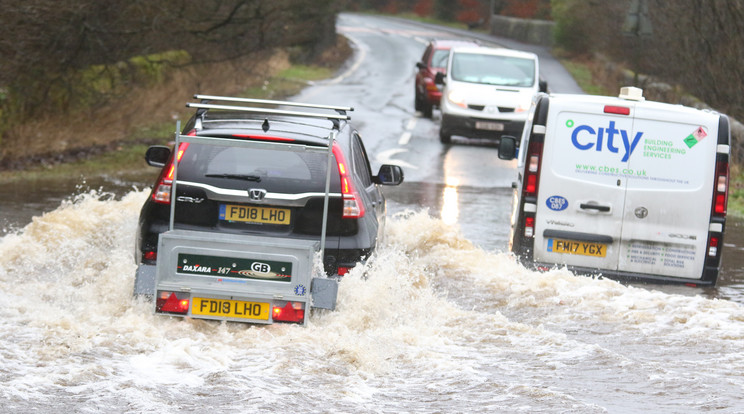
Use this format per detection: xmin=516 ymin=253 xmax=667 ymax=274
xmin=415 ymin=39 xmax=479 ymax=118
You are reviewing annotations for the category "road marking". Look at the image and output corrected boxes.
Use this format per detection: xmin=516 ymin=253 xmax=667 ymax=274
xmin=376 ymin=148 xmax=418 ymax=170
xmin=398 ymin=118 xmax=418 ymax=146
xmin=398 ymin=132 xmax=411 ymax=146
xmin=327 ymin=34 xmax=366 ymax=85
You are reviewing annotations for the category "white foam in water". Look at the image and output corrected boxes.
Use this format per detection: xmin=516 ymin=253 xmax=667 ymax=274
xmin=1 ymin=191 xmax=743 ymax=412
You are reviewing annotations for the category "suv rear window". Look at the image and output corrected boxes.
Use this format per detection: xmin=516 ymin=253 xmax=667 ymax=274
xmin=177 ymin=143 xmax=340 ymax=193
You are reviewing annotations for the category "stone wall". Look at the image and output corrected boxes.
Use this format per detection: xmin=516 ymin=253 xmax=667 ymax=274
xmin=489 ymin=15 xmax=555 ymax=47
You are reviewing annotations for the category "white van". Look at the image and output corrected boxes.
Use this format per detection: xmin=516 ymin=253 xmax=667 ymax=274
xmin=498 ymin=87 xmax=731 ymax=286
xmin=436 ymin=46 xmax=547 ymax=144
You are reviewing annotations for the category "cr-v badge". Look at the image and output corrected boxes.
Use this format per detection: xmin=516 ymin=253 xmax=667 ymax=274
xmin=634 ymin=207 xmax=648 ymax=219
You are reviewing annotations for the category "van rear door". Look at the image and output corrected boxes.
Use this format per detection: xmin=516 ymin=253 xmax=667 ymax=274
xmin=533 ymin=99 xmax=636 ymax=270
xmin=618 ymin=104 xmax=719 ymax=279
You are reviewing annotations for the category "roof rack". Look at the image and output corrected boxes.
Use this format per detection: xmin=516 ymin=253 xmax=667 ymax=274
xmin=187 ymin=95 xmax=353 ymax=125
xmin=193 ymin=94 xmax=353 ymax=115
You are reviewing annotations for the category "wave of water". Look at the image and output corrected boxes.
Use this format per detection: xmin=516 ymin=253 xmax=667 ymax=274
xmin=1 ymin=190 xmax=743 ymax=413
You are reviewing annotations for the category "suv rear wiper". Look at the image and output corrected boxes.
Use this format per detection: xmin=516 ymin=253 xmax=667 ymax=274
xmin=205 ymin=173 xmax=261 ymax=182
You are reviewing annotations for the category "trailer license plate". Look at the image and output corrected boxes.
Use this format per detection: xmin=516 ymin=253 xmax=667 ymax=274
xmin=475 ymin=121 xmax=504 ymax=131
xmin=220 ymin=204 xmax=290 ymax=225
xmin=548 ymin=238 xmax=607 ymax=257
xmin=192 ymin=297 xmax=270 ymax=320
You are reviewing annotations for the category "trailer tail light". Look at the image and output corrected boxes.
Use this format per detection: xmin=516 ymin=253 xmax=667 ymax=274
xmin=332 ymin=144 xmax=365 ymax=218
xmin=272 ymin=302 xmax=305 ymax=323
xmin=152 ymin=141 xmax=190 ymax=204
xmin=156 ymin=292 xmax=190 ymax=314
xmin=712 ymin=160 xmax=729 ymax=216
xmin=523 ymin=142 xmax=543 ymax=197
xmin=337 ymin=266 xmax=353 ymax=276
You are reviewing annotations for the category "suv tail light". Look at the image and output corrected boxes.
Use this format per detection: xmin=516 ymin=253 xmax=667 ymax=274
xmin=152 ymin=141 xmax=190 ymax=204
xmin=332 ymin=144 xmax=365 ymax=219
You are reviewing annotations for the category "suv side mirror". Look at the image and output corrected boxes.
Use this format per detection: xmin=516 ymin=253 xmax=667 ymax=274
xmin=498 ymin=136 xmax=518 ymax=160
xmin=434 ymin=72 xmax=446 ymax=85
xmin=374 ymin=165 xmax=404 ymax=185
xmin=145 ymin=145 xmax=171 ymax=167
xmin=416 ymin=62 xmax=426 ymax=70
xmin=539 ymin=80 xmax=548 ymax=93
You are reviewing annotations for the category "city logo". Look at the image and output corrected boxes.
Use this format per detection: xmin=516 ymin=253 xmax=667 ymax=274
xmin=567 ymin=119 xmax=643 ymax=162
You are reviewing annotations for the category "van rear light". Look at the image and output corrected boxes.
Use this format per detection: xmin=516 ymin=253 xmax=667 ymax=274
xmin=708 ymin=236 xmax=719 ymax=257
xmin=523 ymin=142 xmax=543 ymax=197
xmin=712 ymin=159 xmax=729 ymax=216
xmin=525 ymin=174 xmax=537 ymax=194
xmin=332 ymin=144 xmax=365 ymax=218
xmin=524 ymin=216 xmax=535 ymax=238
xmin=152 ymin=142 xmax=190 ymax=204
xmin=604 ymin=105 xmax=631 ymax=115
xmin=156 ymin=292 xmax=190 ymax=314
xmin=272 ymin=302 xmax=305 ymax=323
xmin=144 ymin=251 xmax=157 ymax=261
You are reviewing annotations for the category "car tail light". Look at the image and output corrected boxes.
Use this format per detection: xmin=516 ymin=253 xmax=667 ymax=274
xmin=144 ymin=251 xmax=157 ymax=261
xmin=332 ymin=144 xmax=365 ymax=218
xmin=712 ymin=159 xmax=729 ymax=216
xmin=156 ymin=292 xmax=190 ymax=314
xmin=272 ymin=302 xmax=305 ymax=323
xmin=152 ymin=141 xmax=190 ymax=204
xmin=523 ymin=141 xmax=543 ymax=197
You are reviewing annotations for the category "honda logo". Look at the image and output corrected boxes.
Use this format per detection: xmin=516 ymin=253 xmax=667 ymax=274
xmin=249 ymin=188 xmax=267 ymax=201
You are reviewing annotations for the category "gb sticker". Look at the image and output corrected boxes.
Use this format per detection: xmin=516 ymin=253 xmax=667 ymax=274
xmin=546 ymin=195 xmax=569 ymax=211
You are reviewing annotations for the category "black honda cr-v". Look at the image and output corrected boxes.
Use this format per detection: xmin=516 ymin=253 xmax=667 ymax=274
xmin=133 ymin=96 xmax=404 ymax=296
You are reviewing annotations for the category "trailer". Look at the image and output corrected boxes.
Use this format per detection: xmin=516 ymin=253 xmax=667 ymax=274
xmin=149 ymin=96 xmax=352 ymax=325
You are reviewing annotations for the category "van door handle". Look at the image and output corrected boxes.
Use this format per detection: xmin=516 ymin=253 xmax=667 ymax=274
xmin=579 ymin=203 xmax=611 ymax=212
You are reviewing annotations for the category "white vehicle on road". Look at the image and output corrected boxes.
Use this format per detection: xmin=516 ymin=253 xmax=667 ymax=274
xmin=436 ymin=46 xmax=547 ymax=144
xmin=498 ymin=87 xmax=731 ymax=286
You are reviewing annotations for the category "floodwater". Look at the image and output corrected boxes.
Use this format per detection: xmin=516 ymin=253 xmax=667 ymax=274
xmin=1 ymin=176 xmax=744 ymax=413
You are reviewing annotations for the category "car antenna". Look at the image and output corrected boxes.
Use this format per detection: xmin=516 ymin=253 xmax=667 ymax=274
xmin=262 ymin=118 xmax=270 ymax=132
